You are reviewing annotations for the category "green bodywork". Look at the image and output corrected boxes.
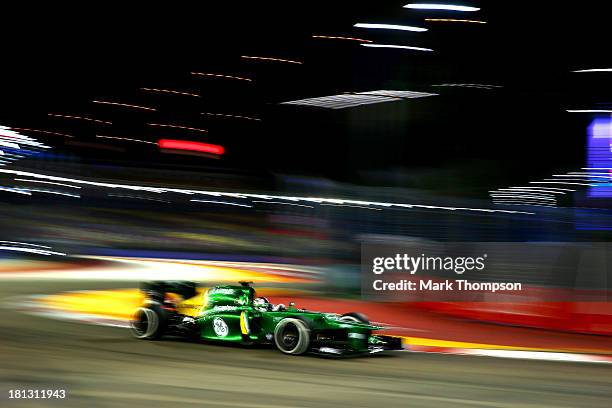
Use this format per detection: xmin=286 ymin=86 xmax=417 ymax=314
xmin=194 ymin=284 xmax=383 ymax=353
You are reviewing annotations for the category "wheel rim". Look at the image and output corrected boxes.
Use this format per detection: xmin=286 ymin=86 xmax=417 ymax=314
xmin=280 ymin=322 xmax=299 ymax=350
xmin=130 ymin=307 xmax=158 ymax=338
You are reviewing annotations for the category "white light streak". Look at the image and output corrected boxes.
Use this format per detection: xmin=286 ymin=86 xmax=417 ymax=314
xmin=190 ymin=72 xmax=253 ymax=82
xmin=140 ymin=88 xmax=201 ymax=98
xmin=281 ymin=90 xmax=437 ymax=109
xmin=500 ymin=188 xmax=567 ymax=195
xmin=508 ymin=186 xmax=575 ymax=192
xmin=354 ymin=23 xmax=427 ymax=32
xmin=0 ymin=186 xmax=31 ymax=195
xmin=0 ymin=241 xmax=52 ymax=248
xmin=253 ymin=201 xmax=314 ymax=209
xmin=530 ymin=181 xmax=595 ymax=187
xmin=572 ymin=68 xmax=612 ymax=73
xmin=92 ymin=100 xmax=156 ymax=111
xmin=23 ymin=188 xmax=80 ymax=198
xmin=10 ymin=127 xmax=74 ymax=138
xmin=147 ymin=123 xmax=208 ymax=133
xmin=490 ymin=194 xmax=556 ymax=201
xmin=14 ymin=178 xmax=81 ymax=189
xmin=48 ymin=113 xmax=112 ymax=125
xmin=0 ymin=246 xmax=66 ymax=256
xmin=551 ymin=174 xmax=610 ymax=180
xmin=566 ymin=109 xmax=612 ymax=113
xmin=0 ymin=168 xmax=534 ymax=215
xmin=425 ymin=18 xmax=486 ymax=23
xmin=240 ymin=56 xmax=303 ymax=65
xmin=108 ymin=194 xmax=170 ymax=203
xmin=361 ymin=43 xmax=433 ymax=52
xmin=320 ymin=203 xmax=383 ymax=210
xmin=200 ymin=112 xmax=262 ymax=121
xmin=190 ymin=199 xmax=252 ymax=208
xmin=96 ymin=135 xmax=156 ymax=145
xmin=404 ymin=3 xmax=480 ymax=11
xmin=312 ymin=35 xmax=373 ymax=43
xmin=0 ymin=140 xmax=20 ymax=149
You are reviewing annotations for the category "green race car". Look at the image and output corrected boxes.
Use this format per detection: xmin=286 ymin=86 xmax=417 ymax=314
xmin=130 ymin=281 xmax=403 ymax=356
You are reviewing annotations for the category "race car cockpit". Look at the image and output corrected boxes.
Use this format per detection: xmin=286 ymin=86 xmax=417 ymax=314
xmin=253 ymin=296 xmax=286 ymax=312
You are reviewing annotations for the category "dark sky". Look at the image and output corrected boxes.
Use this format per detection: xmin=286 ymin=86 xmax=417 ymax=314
xmin=0 ymin=1 xmax=610 ymax=190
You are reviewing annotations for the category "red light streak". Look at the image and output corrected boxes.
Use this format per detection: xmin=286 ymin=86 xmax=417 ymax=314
xmin=158 ymin=139 xmax=225 ymax=155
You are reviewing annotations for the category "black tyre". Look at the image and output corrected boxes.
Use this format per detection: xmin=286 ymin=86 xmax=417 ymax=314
xmin=273 ymin=318 xmax=311 ymax=355
xmin=130 ymin=303 xmax=168 ymax=340
xmin=339 ymin=312 xmax=370 ymax=324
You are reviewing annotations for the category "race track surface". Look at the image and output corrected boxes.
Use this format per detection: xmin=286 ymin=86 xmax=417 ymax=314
xmin=1 ymin=281 xmax=612 ymax=408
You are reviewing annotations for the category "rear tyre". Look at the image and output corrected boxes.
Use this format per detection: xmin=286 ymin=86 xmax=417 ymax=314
xmin=339 ymin=312 xmax=370 ymax=324
xmin=274 ymin=318 xmax=310 ymax=355
xmin=130 ymin=303 xmax=168 ymax=340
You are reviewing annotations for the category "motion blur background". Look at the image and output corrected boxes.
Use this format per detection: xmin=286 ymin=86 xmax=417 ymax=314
xmin=1 ymin=2 xmax=612 ymax=407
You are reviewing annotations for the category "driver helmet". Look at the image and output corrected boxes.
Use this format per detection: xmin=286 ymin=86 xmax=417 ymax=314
xmin=253 ymin=296 xmax=271 ymax=310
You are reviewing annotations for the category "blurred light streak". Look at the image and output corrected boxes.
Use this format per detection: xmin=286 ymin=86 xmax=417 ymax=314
xmin=240 ymin=55 xmax=303 ymax=64
xmin=148 ymin=123 xmax=208 ymax=133
xmin=158 ymin=139 xmax=225 ymax=155
xmin=108 ymin=194 xmax=170 ymax=203
xmin=200 ymin=112 xmax=262 ymax=121
xmin=500 ymin=188 xmax=567 ymax=194
xmin=572 ymin=68 xmax=612 ymax=73
xmin=320 ymin=203 xmax=383 ymax=210
xmin=432 ymin=83 xmax=502 ymax=89
xmin=531 ymin=181 xmax=595 ymax=186
xmin=312 ymin=35 xmax=373 ymax=43
xmin=281 ymin=90 xmax=437 ymax=109
xmin=23 ymin=188 xmax=80 ymax=198
xmin=509 ymin=186 xmax=575 ymax=192
xmin=566 ymin=109 xmax=612 ymax=113
xmin=0 ymin=246 xmax=66 ymax=256
xmin=14 ymin=178 xmax=81 ymax=189
xmin=92 ymin=100 xmax=156 ymax=111
xmin=490 ymin=195 xmax=556 ymax=201
xmin=0 ymin=140 xmax=20 ymax=149
xmin=190 ymin=72 xmax=253 ymax=82
xmin=543 ymin=178 xmax=600 ymax=182
xmin=140 ymin=87 xmax=201 ymax=97
xmin=10 ymin=127 xmax=74 ymax=138
xmin=190 ymin=199 xmax=252 ymax=208
xmin=552 ymin=174 xmax=611 ymax=179
xmin=0 ymin=169 xmax=534 ymax=214
xmin=493 ymin=201 xmax=555 ymax=208
xmin=425 ymin=18 xmax=486 ymax=23
xmin=0 ymin=241 xmax=51 ymax=248
xmin=361 ymin=43 xmax=433 ymax=52
xmin=0 ymin=126 xmax=51 ymax=148
xmin=96 ymin=135 xmax=156 ymax=145
xmin=253 ymin=200 xmax=314 ymax=208
xmin=490 ymin=191 xmax=556 ymax=198
xmin=403 ymin=3 xmax=480 ymax=11
xmin=354 ymin=23 xmax=427 ymax=32
xmin=47 ymin=113 xmax=112 ymax=125
xmin=0 ymin=186 xmax=31 ymax=195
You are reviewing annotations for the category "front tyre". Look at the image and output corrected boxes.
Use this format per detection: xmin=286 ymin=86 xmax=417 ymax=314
xmin=339 ymin=312 xmax=370 ymax=324
xmin=274 ymin=318 xmax=310 ymax=355
xmin=130 ymin=303 xmax=167 ymax=340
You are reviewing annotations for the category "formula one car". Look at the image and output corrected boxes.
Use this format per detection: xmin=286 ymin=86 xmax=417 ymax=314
xmin=130 ymin=281 xmax=403 ymax=356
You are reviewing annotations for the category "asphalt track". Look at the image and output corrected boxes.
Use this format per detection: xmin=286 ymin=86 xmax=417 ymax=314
xmin=1 ymin=281 xmax=612 ymax=408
